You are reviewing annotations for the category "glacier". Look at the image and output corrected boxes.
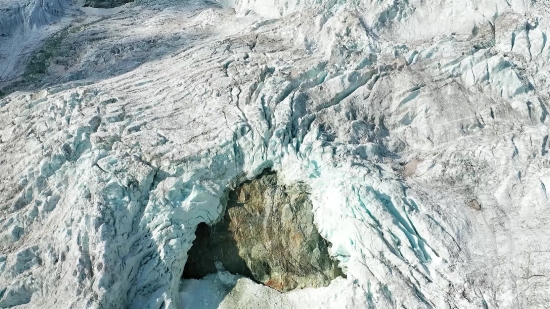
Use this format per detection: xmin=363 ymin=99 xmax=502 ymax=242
xmin=0 ymin=0 xmax=550 ymax=308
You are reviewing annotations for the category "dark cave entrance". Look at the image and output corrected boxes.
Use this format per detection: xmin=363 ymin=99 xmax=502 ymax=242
xmin=182 ymin=221 xmax=253 ymax=280
xmin=182 ymin=170 xmax=344 ymax=292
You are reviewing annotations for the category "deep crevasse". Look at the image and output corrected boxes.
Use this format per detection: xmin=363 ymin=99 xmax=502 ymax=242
xmin=0 ymin=0 xmax=549 ymax=308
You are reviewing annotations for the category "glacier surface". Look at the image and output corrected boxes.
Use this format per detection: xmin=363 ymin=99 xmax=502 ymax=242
xmin=1 ymin=0 xmax=550 ymax=308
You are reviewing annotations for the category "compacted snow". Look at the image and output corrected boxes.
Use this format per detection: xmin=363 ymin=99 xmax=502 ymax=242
xmin=1 ymin=0 xmax=550 ymax=308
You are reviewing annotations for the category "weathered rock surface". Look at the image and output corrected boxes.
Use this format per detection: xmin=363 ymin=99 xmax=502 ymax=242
xmin=183 ymin=170 xmax=343 ymax=292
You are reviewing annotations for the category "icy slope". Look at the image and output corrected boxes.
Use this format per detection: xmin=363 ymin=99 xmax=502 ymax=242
xmin=0 ymin=0 xmax=550 ymax=308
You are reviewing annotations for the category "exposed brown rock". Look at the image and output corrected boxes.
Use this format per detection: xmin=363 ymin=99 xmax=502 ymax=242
xmin=182 ymin=170 xmax=344 ymax=292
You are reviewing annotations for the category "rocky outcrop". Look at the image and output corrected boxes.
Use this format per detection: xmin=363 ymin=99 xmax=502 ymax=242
xmin=183 ymin=170 xmax=344 ymax=292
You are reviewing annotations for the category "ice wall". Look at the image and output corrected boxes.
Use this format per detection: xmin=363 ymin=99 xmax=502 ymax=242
xmin=0 ymin=0 xmax=549 ymax=308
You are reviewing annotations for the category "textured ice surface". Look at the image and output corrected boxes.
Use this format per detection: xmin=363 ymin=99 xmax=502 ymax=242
xmin=1 ymin=0 xmax=550 ymax=308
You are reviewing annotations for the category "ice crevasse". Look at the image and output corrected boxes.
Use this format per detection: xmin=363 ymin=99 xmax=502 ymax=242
xmin=0 ymin=0 xmax=549 ymax=308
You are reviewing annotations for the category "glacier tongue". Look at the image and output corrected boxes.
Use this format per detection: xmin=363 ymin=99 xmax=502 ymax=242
xmin=1 ymin=0 xmax=550 ymax=308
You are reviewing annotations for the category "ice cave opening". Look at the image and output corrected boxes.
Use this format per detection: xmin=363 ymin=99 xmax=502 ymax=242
xmin=182 ymin=170 xmax=345 ymax=292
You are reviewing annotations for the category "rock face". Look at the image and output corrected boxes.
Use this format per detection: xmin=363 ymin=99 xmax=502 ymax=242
xmin=183 ymin=170 xmax=344 ymax=292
